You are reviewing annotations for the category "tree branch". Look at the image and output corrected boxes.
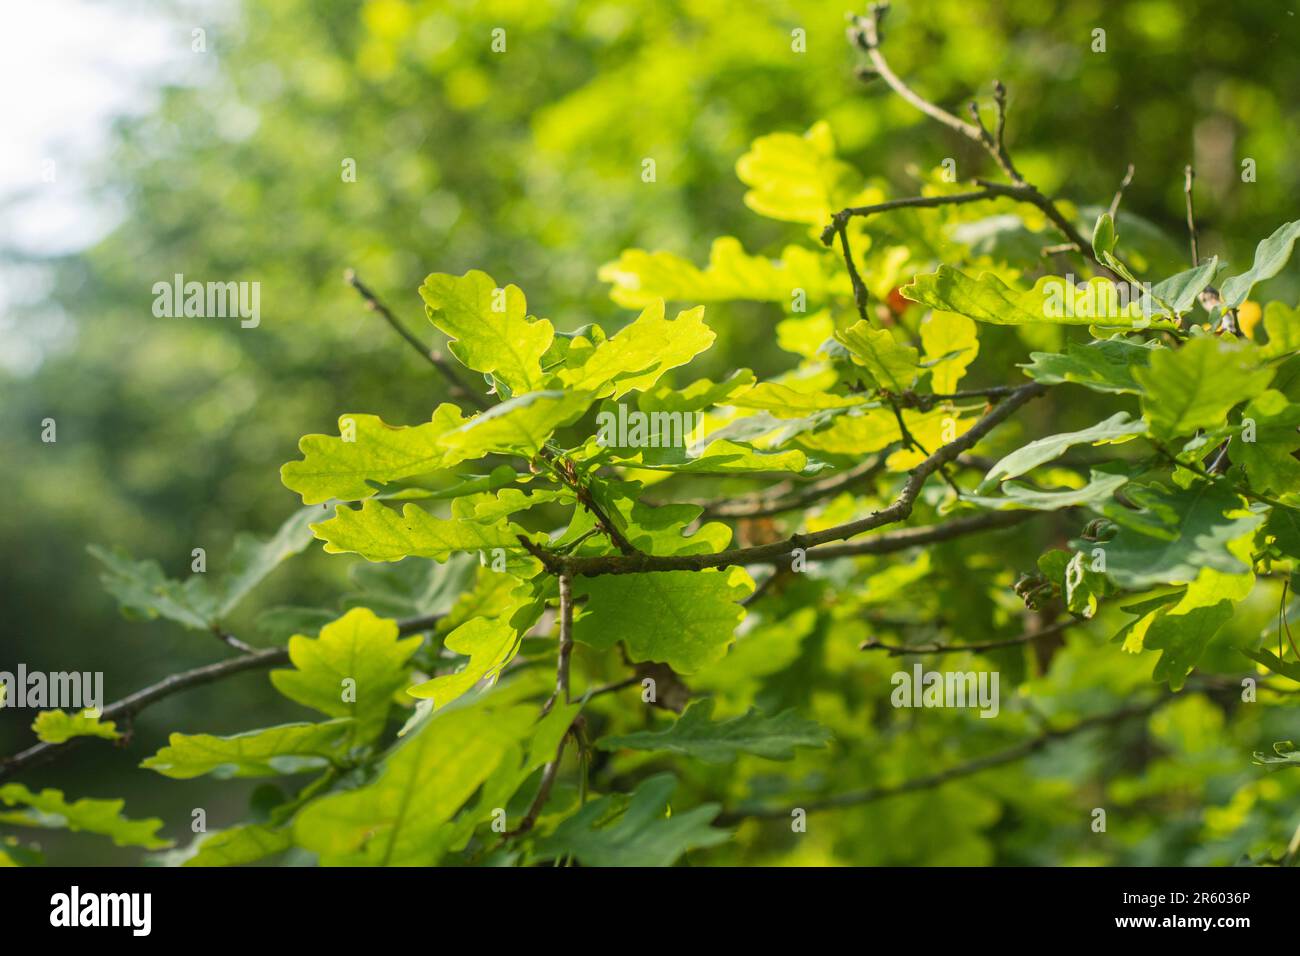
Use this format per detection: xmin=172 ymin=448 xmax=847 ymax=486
xmin=716 ymin=695 xmax=1169 ymax=822
xmin=841 ymin=4 xmax=1113 ymax=277
xmin=527 ymin=383 xmax=1046 ymax=576
xmin=344 ymin=269 xmax=489 ymax=410
xmin=859 ymin=614 xmax=1074 ymax=655
xmin=0 ymin=611 xmax=446 ymax=783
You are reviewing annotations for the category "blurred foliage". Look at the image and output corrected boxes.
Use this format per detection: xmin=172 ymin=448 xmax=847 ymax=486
xmin=3 ymin=0 xmax=1300 ymax=864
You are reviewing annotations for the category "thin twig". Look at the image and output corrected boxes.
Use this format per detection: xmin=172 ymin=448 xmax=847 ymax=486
xmin=717 ymin=695 xmax=1169 ymax=822
xmin=344 ymin=269 xmax=489 ymax=410
xmin=1108 ymin=163 xmax=1136 ymax=221
xmin=860 ymin=615 xmax=1074 ymax=655
xmin=542 ymin=573 xmax=575 ymax=717
xmin=0 ymin=611 xmax=445 ymax=782
xmin=1183 ymin=165 xmax=1200 ymax=267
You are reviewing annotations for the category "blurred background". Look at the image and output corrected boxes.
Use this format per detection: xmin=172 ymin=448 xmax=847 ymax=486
xmin=3 ymin=0 xmax=1299 ymax=863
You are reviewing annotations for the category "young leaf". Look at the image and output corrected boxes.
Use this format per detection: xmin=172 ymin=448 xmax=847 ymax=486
xmin=599 ymin=237 xmax=836 ymax=309
xmin=291 ymin=697 xmax=539 ymax=865
xmin=574 ymin=568 xmax=754 ymax=673
xmin=556 ymin=300 xmax=714 ymax=398
xmin=419 ymin=270 xmax=553 ymax=393
xmin=31 ymin=710 xmax=121 ymax=744
xmin=281 ymin=405 xmax=471 ymax=504
xmin=978 ymin=412 xmax=1144 ymax=491
xmin=310 ymin=500 xmax=533 ymax=563
xmin=0 ymin=784 xmax=170 ymax=850
xmin=407 ymin=617 xmax=521 ymax=709
xmin=270 ymin=607 xmax=422 ymax=748
xmin=1135 ymin=336 xmax=1273 ymax=439
xmin=1020 ymin=338 xmax=1155 ymax=395
xmin=597 ymin=698 xmax=831 ymax=763
xmin=1218 ymin=219 xmax=1300 ymax=309
xmin=534 ymin=773 xmax=729 ymax=867
xmin=836 ymin=321 xmax=920 ymax=392
xmin=140 ymin=720 xmax=352 ymax=779
xmin=735 ymin=121 xmax=859 ymax=225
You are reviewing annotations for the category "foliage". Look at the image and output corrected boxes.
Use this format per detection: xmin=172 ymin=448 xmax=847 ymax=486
xmin=4 ymin=0 xmax=1300 ymax=867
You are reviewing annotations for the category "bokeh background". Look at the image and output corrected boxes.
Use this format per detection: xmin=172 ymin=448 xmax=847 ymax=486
xmin=3 ymin=0 xmax=1299 ymax=864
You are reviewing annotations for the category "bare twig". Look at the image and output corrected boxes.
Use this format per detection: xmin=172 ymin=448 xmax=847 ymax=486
xmin=344 ymin=269 xmax=489 ymax=410
xmin=860 ymin=615 xmax=1074 ymax=655
xmin=1108 ymin=163 xmax=1136 ymax=221
xmin=839 ymin=5 xmax=1113 ymax=277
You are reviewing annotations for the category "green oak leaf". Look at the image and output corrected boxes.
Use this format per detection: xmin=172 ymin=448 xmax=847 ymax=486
xmin=281 ymin=405 xmax=470 ymax=504
xmin=728 ymin=380 xmax=867 ymax=417
xmin=176 ymin=825 xmax=292 ymax=867
xmin=1142 ymin=569 xmax=1252 ymax=689
xmin=270 ymin=607 xmax=422 ymax=748
xmin=1219 ymin=219 xmax=1300 ymax=309
xmin=599 ymin=237 xmax=837 ymax=309
xmin=557 ymin=300 xmax=714 ymax=398
xmin=31 ymin=710 xmax=122 ymax=744
xmin=310 ymin=499 xmax=532 ymax=563
xmin=292 ymin=696 xmax=539 ymax=865
xmin=1096 ymin=481 xmax=1263 ymax=588
xmin=0 ymin=784 xmax=170 ymax=849
xmin=902 ymin=266 xmax=1171 ymax=329
xmin=962 ymin=468 xmax=1129 ymax=511
xmin=1141 ymin=257 xmax=1219 ymax=316
xmin=836 ymin=320 xmax=920 ymax=391
xmin=597 ymin=698 xmax=831 ymax=763
xmin=1020 ymin=338 xmax=1155 ymax=394
xmin=735 ymin=121 xmax=859 ymax=225
xmin=420 ymin=270 xmax=553 ymax=393
xmin=574 ymin=567 xmax=754 ymax=673
xmin=535 ymin=772 xmax=729 ymax=867
xmin=450 ymin=488 xmax=570 ymax=523
xmin=921 ymin=310 xmax=978 ymax=392
xmin=1228 ymin=390 xmax=1300 ymax=495
xmin=141 ymin=719 xmax=352 ymax=779
xmin=442 ymin=388 xmax=593 ymax=458
xmin=634 ymin=439 xmax=810 ymax=475
xmin=407 ymin=617 xmax=521 ymax=709
xmin=978 ymin=412 xmax=1144 ymax=491
xmin=1136 ymin=335 xmax=1273 ymax=439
